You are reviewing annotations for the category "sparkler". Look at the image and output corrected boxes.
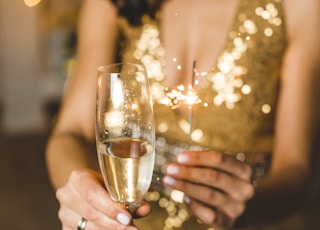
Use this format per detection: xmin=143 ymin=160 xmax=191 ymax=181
xmin=160 ymin=61 xmax=201 ymax=137
xmin=188 ymin=61 xmax=196 ymax=137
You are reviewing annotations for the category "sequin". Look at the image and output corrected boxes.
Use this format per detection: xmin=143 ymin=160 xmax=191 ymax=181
xmin=190 ymin=129 xmax=203 ymax=141
xmin=118 ymin=1 xmax=286 ymax=227
xmin=262 ymin=104 xmax=272 ymax=114
xmin=264 ymin=27 xmax=274 ymax=37
xmin=158 ymin=122 xmax=168 ymax=133
xmin=118 ymin=0 xmax=285 ymax=156
xmin=255 ymin=3 xmax=282 ymax=26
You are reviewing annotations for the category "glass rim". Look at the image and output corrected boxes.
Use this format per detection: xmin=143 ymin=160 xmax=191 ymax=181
xmin=98 ymin=63 xmax=146 ymax=73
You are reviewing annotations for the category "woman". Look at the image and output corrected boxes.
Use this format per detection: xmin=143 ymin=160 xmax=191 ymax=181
xmin=46 ymin=0 xmax=320 ymax=229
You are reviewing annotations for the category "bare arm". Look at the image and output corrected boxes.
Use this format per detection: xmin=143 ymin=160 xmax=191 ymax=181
xmin=242 ymin=0 xmax=320 ymax=226
xmin=46 ymin=0 xmax=119 ymax=189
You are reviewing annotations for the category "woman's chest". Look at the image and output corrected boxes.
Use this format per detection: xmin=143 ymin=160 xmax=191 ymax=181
xmin=119 ymin=0 xmax=286 ymax=109
xmin=118 ymin=0 xmax=286 ymax=154
xmin=160 ymin=0 xmax=240 ymax=87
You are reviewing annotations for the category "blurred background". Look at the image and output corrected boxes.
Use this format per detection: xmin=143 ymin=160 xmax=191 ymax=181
xmin=0 ymin=0 xmax=80 ymax=229
xmin=0 ymin=1 xmax=319 ymax=230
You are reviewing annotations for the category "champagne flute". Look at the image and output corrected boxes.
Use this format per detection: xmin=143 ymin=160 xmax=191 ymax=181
xmin=96 ymin=63 xmax=155 ymax=213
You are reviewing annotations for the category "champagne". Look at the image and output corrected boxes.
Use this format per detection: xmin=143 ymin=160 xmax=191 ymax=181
xmin=97 ymin=137 xmax=155 ymax=208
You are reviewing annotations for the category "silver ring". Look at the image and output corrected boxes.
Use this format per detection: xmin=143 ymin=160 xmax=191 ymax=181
xmin=77 ymin=217 xmax=87 ymax=230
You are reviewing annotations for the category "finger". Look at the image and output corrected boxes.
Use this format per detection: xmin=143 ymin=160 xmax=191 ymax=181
xmin=186 ymin=198 xmax=235 ymax=229
xmin=132 ymin=201 xmax=152 ymax=218
xmin=59 ymin=206 xmax=98 ymax=230
xmin=57 ymin=184 xmax=108 ymax=228
xmin=68 ymin=170 xmax=134 ymax=227
xmin=56 ymin=178 xmax=100 ymax=223
xmin=163 ymin=176 xmax=246 ymax=218
xmin=58 ymin=204 xmax=137 ymax=230
xmin=58 ymin=205 xmax=79 ymax=228
xmin=177 ymin=151 xmax=252 ymax=181
xmin=166 ymin=164 xmax=254 ymax=200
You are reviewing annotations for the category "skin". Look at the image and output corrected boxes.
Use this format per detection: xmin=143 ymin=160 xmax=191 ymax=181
xmin=46 ymin=0 xmax=320 ymax=229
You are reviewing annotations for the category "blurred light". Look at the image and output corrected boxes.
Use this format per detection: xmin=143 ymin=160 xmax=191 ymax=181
xmin=262 ymin=104 xmax=272 ymax=114
xmin=191 ymin=129 xmax=203 ymax=141
xmin=236 ymin=152 xmax=246 ymax=162
xmin=170 ymin=190 xmax=184 ymax=203
xmin=264 ymin=28 xmax=274 ymax=37
xmin=241 ymin=84 xmax=251 ymax=94
xmin=178 ymin=119 xmax=190 ymax=134
xmin=131 ymin=103 xmax=138 ymax=110
xmin=158 ymin=122 xmax=168 ymax=133
xmin=24 ymin=0 xmax=41 ymax=7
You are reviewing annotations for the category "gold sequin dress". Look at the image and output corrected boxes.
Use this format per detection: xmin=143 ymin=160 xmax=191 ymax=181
xmin=117 ymin=0 xmax=286 ymax=229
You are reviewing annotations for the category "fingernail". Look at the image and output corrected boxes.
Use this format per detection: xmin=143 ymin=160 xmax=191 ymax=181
xmin=177 ymin=154 xmax=189 ymax=163
xmin=166 ymin=165 xmax=179 ymax=175
xmin=183 ymin=195 xmax=191 ymax=204
xmin=117 ymin=213 xmax=130 ymax=225
xmin=163 ymin=176 xmax=176 ymax=186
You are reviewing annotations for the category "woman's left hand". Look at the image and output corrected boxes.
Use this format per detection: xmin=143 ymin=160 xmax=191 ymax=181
xmin=163 ymin=150 xmax=254 ymax=229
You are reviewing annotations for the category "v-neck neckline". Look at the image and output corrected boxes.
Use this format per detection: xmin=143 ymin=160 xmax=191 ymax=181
xmin=157 ymin=0 xmax=243 ymax=87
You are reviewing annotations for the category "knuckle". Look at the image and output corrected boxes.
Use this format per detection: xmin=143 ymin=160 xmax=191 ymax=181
xmin=244 ymin=183 xmax=255 ymax=199
xmin=214 ymin=152 xmax=227 ymax=164
xmin=231 ymin=183 xmax=254 ymax=201
xmin=207 ymin=169 xmax=221 ymax=183
xmin=85 ymin=186 xmax=98 ymax=203
xmin=84 ymin=206 xmax=99 ymax=221
xmin=243 ymin=164 xmax=253 ymax=180
xmin=227 ymin=203 xmax=245 ymax=220
xmin=57 ymin=208 xmax=64 ymax=221
xmin=202 ymin=189 xmax=219 ymax=203
xmin=207 ymin=213 xmax=218 ymax=226
xmin=246 ymin=164 xmax=253 ymax=175
xmin=55 ymin=188 xmax=64 ymax=202
xmin=70 ymin=169 xmax=86 ymax=181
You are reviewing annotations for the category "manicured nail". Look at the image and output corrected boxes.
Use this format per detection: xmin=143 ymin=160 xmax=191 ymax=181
xmin=166 ymin=165 xmax=179 ymax=175
xmin=177 ymin=154 xmax=189 ymax=163
xmin=183 ymin=195 xmax=191 ymax=204
xmin=117 ymin=213 xmax=130 ymax=225
xmin=163 ymin=176 xmax=176 ymax=186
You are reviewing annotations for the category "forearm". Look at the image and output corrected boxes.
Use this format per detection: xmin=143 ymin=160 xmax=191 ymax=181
xmin=238 ymin=166 xmax=312 ymax=227
xmin=46 ymin=132 xmax=99 ymax=190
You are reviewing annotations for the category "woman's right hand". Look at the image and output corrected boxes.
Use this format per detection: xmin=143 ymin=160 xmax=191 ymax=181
xmin=56 ymin=168 xmax=150 ymax=230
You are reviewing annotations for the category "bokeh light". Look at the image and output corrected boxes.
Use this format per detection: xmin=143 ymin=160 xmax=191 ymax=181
xmin=24 ymin=0 xmax=41 ymax=7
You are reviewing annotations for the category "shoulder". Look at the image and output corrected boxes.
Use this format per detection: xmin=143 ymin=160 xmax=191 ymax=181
xmin=283 ymin=0 xmax=320 ymax=41
xmin=77 ymin=0 xmax=119 ymax=40
xmin=282 ymin=0 xmax=320 ymax=70
xmin=79 ymin=0 xmax=118 ymax=23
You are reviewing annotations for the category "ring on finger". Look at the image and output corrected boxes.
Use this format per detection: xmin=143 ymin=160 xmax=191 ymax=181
xmin=77 ymin=217 xmax=88 ymax=230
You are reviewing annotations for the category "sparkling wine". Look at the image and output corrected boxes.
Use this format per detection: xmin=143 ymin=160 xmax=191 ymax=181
xmin=97 ymin=137 xmax=155 ymax=208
